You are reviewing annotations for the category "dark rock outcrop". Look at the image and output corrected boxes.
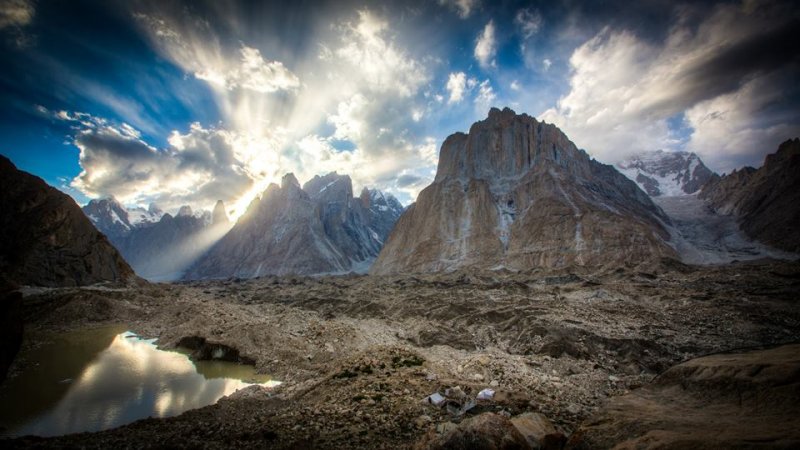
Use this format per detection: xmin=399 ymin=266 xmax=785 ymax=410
xmin=700 ymin=138 xmax=800 ymax=252
xmin=568 ymin=344 xmax=800 ymax=449
xmin=0 ymin=156 xmax=134 ymax=287
xmin=372 ymin=108 xmax=675 ymax=275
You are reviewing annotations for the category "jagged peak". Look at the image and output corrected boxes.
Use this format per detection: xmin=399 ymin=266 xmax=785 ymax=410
xmin=281 ymin=173 xmax=300 ymax=190
xmin=212 ymin=200 xmax=229 ymax=225
xmin=177 ymin=205 xmax=193 ymax=217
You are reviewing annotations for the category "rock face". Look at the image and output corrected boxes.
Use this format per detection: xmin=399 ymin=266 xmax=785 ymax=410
xmin=617 ymin=150 xmax=715 ymax=196
xmin=699 ymin=138 xmax=800 ymax=252
xmin=0 ymin=156 xmax=134 ymax=286
xmin=84 ymin=199 xmax=229 ymax=281
xmin=372 ymin=108 xmax=674 ymax=275
xmin=185 ymin=172 xmax=403 ymax=278
xmin=568 ymin=344 xmax=800 ymax=449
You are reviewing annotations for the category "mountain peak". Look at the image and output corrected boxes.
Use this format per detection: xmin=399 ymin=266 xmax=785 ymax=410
xmin=617 ymin=150 xmax=715 ymax=196
xmin=372 ymin=109 xmax=673 ymax=274
xmin=212 ymin=200 xmax=229 ymax=225
xmin=177 ymin=205 xmax=193 ymax=217
xmin=281 ymin=173 xmax=301 ymax=190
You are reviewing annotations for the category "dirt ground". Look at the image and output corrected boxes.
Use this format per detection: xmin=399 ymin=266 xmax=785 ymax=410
xmin=4 ymin=258 xmax=800 ymax=448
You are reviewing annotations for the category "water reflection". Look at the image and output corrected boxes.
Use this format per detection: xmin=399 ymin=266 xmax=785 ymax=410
xmin=0 ymin=326 xmax=279 ymax=437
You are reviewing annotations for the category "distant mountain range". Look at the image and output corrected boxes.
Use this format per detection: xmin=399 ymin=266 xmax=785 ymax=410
xmin=185 ymin=172 xmax=404 ymax=279
xmin=3 ymin=108 xmax=795 ymax=286
xmin=83 ymin=197 xmax=230 ymax=281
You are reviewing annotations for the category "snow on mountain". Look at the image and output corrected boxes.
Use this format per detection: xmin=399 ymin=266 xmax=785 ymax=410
xmin=127 ymin=203 xmax=165 ymax=226
xmin=617 ymin=150 xmax=715 ymax=197
xmin=82 ymin=199 xmax=230 ymax=281
xmin=82 ymin=196 xmax=134 ymax=239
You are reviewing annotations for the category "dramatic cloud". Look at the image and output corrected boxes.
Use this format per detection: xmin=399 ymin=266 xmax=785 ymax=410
xmin=332 ymin=10 xmax=428 ymax=97
xmin=0 ymin=0 xmax=33 ymax=29
xmin=446 ymin=72 xmax=467 ymax=104
xmin=60 ymin=111 xmax=256 ymax=215
xmin=123 ymin=7 xmax=438 ymax=209
xmin=474 ymin=20 xmax=496 ymax=69
xmin=540 ymin=1 xmax=800 ymax=172
xmin=515 ymin=8 xmax=542 ymax=39
xmin=195 ymin=46 xmax=300 ymax=93
xmin=438 ymin=0 xmax=479 ymax=19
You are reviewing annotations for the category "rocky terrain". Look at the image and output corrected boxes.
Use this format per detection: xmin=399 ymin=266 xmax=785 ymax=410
xmin=83 ymin=198 xmax=231 ymax=281
xmin=373 ymin=108 xmax=675 ymax=275
xmin=700 ymin=138 xmax=800 ymax=253
xmin=0 ymin=156 xmax=134 ymax=288
xmin=569 ymin=343 xmax=800 ymax=448
xmin=186 ymin=173 xmax=403 ymax=279
xmin=4 ymin=259 xmax=799 ymax=448
xmin=617 ymin=150 xmax=715 ymax=197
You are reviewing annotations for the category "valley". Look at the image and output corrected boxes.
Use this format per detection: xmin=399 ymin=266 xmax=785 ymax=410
xmin=5 ymin=260 xmax=800 ymax=448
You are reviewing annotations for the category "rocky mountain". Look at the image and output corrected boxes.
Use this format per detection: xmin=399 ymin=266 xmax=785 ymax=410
xmin=617 ymin=150 xmax=715 ymax=196
xmin=0 ymin=156 xmax=134 ymax=287
xmin=371 ymin=107 xmax=675 ymax=275
xmin=184 ymin=172 xmax=403 ymax=279
xmin=699 ymin=138 xmax=800 ymax=252
xmin=83 ymin=198 xmax=230 ymax=281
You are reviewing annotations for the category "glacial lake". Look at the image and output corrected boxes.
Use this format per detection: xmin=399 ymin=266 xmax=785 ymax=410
xmin=0 ymin=325 xmax=279 ymax=437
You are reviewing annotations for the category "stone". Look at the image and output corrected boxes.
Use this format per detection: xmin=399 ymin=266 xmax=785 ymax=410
xmin=372 ymin=108 xmax=675 ymax=275
xmin=510 ymin=413 xmax=558 ymax=450
xmin=415 ymin=412 xmax=532 ymax=450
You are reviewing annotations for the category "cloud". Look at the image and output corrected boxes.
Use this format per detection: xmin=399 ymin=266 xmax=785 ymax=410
xmin=438 ymin=0 xmax=479 ymax=19
xmin=474 ymin=79 xmax=496 ymax=110
xmin=542 ymin=58 xmax=552 ymax=71
xmin=59 ymin=111 xmax=257 ymax=215
xmin=0 ymin=0 xmax=33 ymax=29
xmin=134 ymin=14 xmax=299 ymax=95
xmin=334 ymin=10 xmax=429 ymax=97
xmin=515 ymin=8 xmax=542 ymax=39
xmin=446 ymin=72 xmax=467 ymax=104
xmin=474 ymin=20 xmax=496 ymax=69
xmin=684 ymin=70 xmax=800 ymax=173
xmin=540 ymin=1 xmax=800 ymax=172
xmin=195 ymin=46 xmax=300 ymax=93
xmin=129 ymin=7 xmax=438 ymax=207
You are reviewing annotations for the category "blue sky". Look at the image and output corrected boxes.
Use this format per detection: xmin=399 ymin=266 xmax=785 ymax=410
xmin=1 ymin=0 xmax=798 ymax=218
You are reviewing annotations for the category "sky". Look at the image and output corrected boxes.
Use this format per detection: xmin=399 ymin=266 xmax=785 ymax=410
xmin=1 ymin=0 xmax=798 ymax=219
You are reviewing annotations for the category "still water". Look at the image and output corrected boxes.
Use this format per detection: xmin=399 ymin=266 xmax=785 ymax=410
xmin=0 ymin=325 xmax=279 ymax=437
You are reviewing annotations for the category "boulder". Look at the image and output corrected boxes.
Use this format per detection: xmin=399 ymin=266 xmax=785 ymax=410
xmin=415 ymin=412 xmax=531 ymax=450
